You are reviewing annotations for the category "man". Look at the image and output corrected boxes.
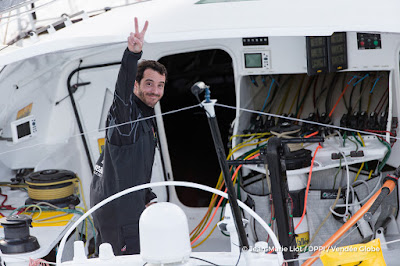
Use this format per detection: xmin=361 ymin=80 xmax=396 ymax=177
xmin=90 ymin=17 xmax=167 ymax=255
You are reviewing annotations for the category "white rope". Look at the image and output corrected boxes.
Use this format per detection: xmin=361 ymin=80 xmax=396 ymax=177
xmin=384 ymin=238 xmax=400 ymax=245
xmin=0 ymin=104 xmax=201 ymax=157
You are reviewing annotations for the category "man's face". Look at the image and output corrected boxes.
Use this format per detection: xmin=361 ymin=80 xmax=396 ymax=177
xmin=134 ymin=69 xmax=166 ymax=108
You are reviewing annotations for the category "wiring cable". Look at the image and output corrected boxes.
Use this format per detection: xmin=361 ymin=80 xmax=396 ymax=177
xmin=192 ymin=222 xmax=220 ymax=249
xmin=367 ymin=76 xmax=381 ymax=113
xmin=284 ymin=236 xmax=400 ymax=265
xmin=327 ymin=137 xmax=351 ymax=218
xmin=352 ymin=81 xmax=369 ymax=112
xmin=294 ymin=144 xmax=322 ymax=230
xmin=303 ymin=177 xmax=397 ymax=266
xmin=288 ymin=75 xmax=305 ymax=114
xmin=11 ymin=203 xmax=97 ymax=249
xmin=353 ymin=162 xmax=364 ymax=182
xmin=374 ymin=89 xmax=388 ymax=113
xmin=366 ymin=129 xmax=395 ymax=136
xmin=357 ymin=132 xmax=365 ymax=147
xmin=313 ymin=74 xmax=318 ymax=110
xmin=190 ymin=137 xmax=270 ymax=241
xmin=215 ymin=103 xmax=398 ymax=142
xmin=229 ymin=132 xmax=271 ymax=142
xmin=191 ymin=154 xmax=260 ymax=245
xmin=191 ymin=166 xmax=236 ymax=240
xmin=277 ymin=77 xmax=294 ymax=115
xmin=349 ymin=73 xmax=369 ymax=112
xmin=190 ymin=256 xmax=220 ymax=266
xmin=329 ymin=75 xmax=357 ymax=118
xmin=260 ymin=78 xmax=275 ymax=113
xmin=304 ymin=187 xmax=342 ymax=251
xmin=332 ymin=158 xmax=342 ymax=189
xmin=295 ymin=76 xmax=316 ymax=118
xmin=191 ymin=154 xmax=259 ymax=245
xmin=367 ymin=170 xmax=374 ymax=180
xmin=346 ymin=135 xmax=359 ymax=152
xmin=334 ymin=173 xmax=383 ymax=208
xmin=304 ymin=131 xmax=319 ymax=138
xmin=267 ymin=76 xmax=291 ymax=113
xmin=352 ymin=179 xmax=371 ymax=195
xmin=324 ymin=73 xmax=340 ymax=115
xmin=314 ymin=74 xmax=328 ymax=113
xmin=190 ymin=170 xmax=229 ymax=240
xmin=352 ymin=132 xmax=364 ymax=148
xmin=343 ymin=73 xmax=352 ymax=112
xmin=377 ymin=95 xmax=389 ymax=114
xmin=377 ymin=137 xmax=391 ymax=172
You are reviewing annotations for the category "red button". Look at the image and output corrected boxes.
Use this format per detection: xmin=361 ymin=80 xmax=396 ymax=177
xmin=360 ymin=41 xmax=365 ymax=46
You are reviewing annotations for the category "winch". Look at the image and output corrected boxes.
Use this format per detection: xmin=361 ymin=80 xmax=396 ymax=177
xmin=0 ymin=214 xmax=40 ymax=254
xmin=25 ymin=169 xmax=80 ymax=207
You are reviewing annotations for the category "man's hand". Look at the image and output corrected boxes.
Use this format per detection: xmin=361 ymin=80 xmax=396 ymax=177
xmin=145 ymin=202 xmax=156 ymax=208
xmin=128 ymin=17 xmax=149 ymax=53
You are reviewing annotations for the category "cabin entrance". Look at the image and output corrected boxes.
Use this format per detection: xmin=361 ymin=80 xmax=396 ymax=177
xmin=159 ymin=49 xmax=236 ymax=207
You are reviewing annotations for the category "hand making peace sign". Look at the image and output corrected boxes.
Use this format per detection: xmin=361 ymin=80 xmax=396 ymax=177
xmin=128 ymin=17 xmax=149 ymax=53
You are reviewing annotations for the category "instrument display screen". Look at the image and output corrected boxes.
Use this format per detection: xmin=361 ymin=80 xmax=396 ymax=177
xmin=244 ymin=53 xmax=262 ymax=68
xmin=17 ymin=121 xmax=31 ymax=139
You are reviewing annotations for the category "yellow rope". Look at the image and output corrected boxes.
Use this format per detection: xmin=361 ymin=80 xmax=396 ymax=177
xmin=25 ymin=178 xmax=77 ymax=187
xmin=191 ymin=136 xmax=271 ymax=240
xmin=28 ymin=184 xmax=75 ymax=201
xmin=76 ymin=176 xmax=88 ymax=212
xmin=367 ymin=170 xmax=374 ymax=180
xmin=192 ymin=148 xmax=264 ymax=246
xmin=354 ymin=162 xmax=365 ymax=182
xmin=357 ymin=132 xmax=365 ymax=147
xmin=192 ymin=222 xmax=219 ymax=249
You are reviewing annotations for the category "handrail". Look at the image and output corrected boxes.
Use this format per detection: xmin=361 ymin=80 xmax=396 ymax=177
xmin=56 ymin=181 xmax=284 ymax=265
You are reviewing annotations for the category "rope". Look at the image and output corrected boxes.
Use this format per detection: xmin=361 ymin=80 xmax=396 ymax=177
xmin=28 ymin=185 xmax=74 ymax=200
xmin=25 ymin=178 xmax=78 ymax=201
xmin=0 ymin=101 xmax=395 ymax=162
xmin=0 ymin=104 xmax=201 ymax=157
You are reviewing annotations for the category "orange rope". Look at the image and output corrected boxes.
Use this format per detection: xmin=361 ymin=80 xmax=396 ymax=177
xmin=294 ymin=145 xmax=322 ymax=231
xmin=303 ymin=178 xmax=397 ymax=266
xmin=191 ymin=153 xmax=260 ymax=245
xmin=329 ymin=82 xmax=352 ymax=118
xmin=190 ymin=172 xmax=228 ymax=236
xmin=304 ymin=131 xmax=319 ymax=138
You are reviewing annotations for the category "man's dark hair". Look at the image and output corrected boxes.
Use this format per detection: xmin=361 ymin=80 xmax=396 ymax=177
xmin=136 ymin=60 xmax=168 ymax=83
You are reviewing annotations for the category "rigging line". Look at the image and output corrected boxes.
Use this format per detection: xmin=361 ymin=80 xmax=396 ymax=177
xmin=215 ymin=103 xmax=400 ymax=141
xmin=334 ymin=224 xmax=360 ymax=247
xmin=33 ymin=0 xmax=151 ymax=23
xmin=283 ymin=254 xmax=321 ymax=263
xmin=0 ymin=0 xmax=61 ymax=20
xmin=0 ymin=104 xmax=201 ymax=157
xmin=383 ymin=238 xmax=400 ymax=245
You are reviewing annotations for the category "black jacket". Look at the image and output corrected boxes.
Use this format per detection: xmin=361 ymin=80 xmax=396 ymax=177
xmin=90 ymin=48 xmax=157 ymax=255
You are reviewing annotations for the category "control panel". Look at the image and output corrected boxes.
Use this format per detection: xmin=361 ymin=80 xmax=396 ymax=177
xmin=11 ymin=115 xmax=37 ymax=143
xmin=242 ymin=49 xmax=271 ymax=75
xmin=306 ymin=32 xmax=348 ymax=75
xmin=357 ymin=33 xmax=381 ymax=50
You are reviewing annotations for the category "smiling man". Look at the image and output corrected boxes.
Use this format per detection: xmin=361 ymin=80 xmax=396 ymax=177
xmin=90 ymin=18 xmax=167 ymax=256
